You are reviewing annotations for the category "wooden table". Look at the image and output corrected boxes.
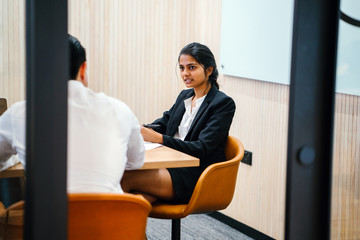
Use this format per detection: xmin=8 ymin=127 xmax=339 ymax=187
xmin=142 ymin=146 xmax=199 ymax=170
xmin=0 ymin=146 xmax=199 ymax=178
xmin=0 ymin=163 xmax=24 ymax=178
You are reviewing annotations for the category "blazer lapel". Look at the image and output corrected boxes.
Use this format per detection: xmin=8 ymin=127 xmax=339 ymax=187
xmin=167 ymin=89 xmax=194 ymax=136
xmin=186 ymin=85 xmax=217 ymax=138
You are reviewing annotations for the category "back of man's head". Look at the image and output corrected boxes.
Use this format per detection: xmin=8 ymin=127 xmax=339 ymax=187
xmin=69 ymin=35 xmax=86 ymax=80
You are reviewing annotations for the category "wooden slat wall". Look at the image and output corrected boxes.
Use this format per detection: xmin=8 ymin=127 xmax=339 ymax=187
xmin=68 ymin=0 xmax=222 ymax=124
xmin=331 ymin=93 xmax=360 ymax=240
xmin=1 ymin=1 xmax=359 ymax=239
xmin=220 ymin=76 xmax=289 ymax=239
xmin=0 ymin=0 xmax=25 ymax=104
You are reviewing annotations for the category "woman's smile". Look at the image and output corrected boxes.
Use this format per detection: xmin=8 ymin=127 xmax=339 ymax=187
xmin=184 ymin=78 xmax=193 ymax=84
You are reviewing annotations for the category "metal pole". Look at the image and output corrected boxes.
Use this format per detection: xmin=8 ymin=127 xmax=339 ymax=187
xmin=285 ymin=0 xmax=340 ymax=239
xmin=25 ymin=0 xmax=68 ymax=239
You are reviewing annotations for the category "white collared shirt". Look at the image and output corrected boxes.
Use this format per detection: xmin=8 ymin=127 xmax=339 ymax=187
xmin=0 ymin=80 xmax=145 ymax=193
xmin=174 ymin=95 xmax=206 ymax=140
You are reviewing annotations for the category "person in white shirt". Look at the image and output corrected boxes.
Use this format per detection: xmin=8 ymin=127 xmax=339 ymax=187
xmin=0 ymin=35 xmax=145 ymax=193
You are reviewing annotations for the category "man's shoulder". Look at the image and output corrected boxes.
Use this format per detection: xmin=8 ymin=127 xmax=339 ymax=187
xmin=7 ymin=101 xmax=26 ymax=117
xmin=10 ymin=101 xmax=26 ymax=108
xmin=97 ymin=93 xmax=130 ymax=110
xmin=94 ymin=93 xmax=136 ymax=119
xmin=69 ymin=83 xmax=135 ymax=117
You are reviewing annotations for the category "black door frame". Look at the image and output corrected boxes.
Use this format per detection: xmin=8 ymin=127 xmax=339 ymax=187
xmin=285 ymin=0 xmax=340 ymax=239
xmin=24 ymin=0 xmax=68 ymax=239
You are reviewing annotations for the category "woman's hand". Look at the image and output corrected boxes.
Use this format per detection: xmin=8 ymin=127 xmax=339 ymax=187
xmin=140 ymin=126 xmax=163 ymax=144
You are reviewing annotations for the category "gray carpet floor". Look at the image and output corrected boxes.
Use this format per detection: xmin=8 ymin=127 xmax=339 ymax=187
xmin=146 ymin=214 xmax=254 ymax=240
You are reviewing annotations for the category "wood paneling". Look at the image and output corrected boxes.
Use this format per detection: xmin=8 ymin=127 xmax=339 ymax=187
xmin=1 ymin=0 xmax=359 ymax=239
xmin=0 ymin=0 xmax=25 ymax=105
xmin=331 ymin=93 xmax=360 ymax=240
xmin=68 ymin=0 xmax=222 ymax=124
xmin=220 ymin=76 xmax=289 ymax=239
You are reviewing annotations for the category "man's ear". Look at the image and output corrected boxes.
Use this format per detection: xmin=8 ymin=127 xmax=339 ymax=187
xmin=75 ymin=62 xmax=88 ymax=87
xmin=206 ymin=67 xmax=213 ymax=77
xmin=79 ymin=62 xmax=87 ymax=80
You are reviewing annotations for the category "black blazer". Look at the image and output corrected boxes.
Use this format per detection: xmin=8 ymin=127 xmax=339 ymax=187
xmin=152 ymin=85 xmax=236 ymax=170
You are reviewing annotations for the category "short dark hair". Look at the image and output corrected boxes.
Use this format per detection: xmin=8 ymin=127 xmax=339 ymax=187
xmin=68 ymin=35 xmax=86 ymax=79
xmin=178 ymin=42 xmax=219 ymax=89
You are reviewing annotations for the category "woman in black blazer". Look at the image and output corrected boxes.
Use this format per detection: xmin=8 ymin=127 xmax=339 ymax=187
xmin=121 ymin=42 xmax=236 ymax=204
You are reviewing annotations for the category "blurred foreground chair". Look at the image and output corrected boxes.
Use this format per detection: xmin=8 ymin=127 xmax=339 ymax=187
xmin=0 ymin=200 xmax=24 ymax=240
xmin=0 ymin=193 xmax=151 ymax=240
xmin=68 ymin=193 xmax=151 ymax=240
xmin=150 ymin=135 xmax=244 ymax=240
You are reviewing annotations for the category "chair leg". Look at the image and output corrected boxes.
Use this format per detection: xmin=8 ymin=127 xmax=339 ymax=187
xmin=171 ymin=219 xmax=181 ymax=240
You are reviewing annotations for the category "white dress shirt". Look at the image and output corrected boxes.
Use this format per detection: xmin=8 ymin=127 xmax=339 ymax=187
xmin=0 ymin=80 xmax=145 ymax=193
xmin=174 ymin=95 xmax=206 ymax=140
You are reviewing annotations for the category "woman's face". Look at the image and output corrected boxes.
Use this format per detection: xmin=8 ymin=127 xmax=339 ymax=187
xmin=179 ymin=54 xmax=210 ymax=90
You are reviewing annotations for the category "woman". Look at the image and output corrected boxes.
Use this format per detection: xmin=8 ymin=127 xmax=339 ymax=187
xmin=121 ymin=42 xmax=236 ymax=204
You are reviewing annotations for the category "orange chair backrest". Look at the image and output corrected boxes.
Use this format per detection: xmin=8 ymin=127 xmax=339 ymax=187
xmin=1 ymin=193 xmax=151 ymax=240
xmin=185 ymin=136 xmax=244 ymax=215
xmin=0 ymin=200 xmax=24 ymax=240
xmin=68 ymin=193 xmax=151 ymax=240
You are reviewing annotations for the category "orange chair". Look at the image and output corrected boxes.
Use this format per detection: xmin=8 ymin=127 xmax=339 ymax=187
xmin=0 ymin=200 xmax=24 ymax=240
xmin=68 ymin=193 xmax=151 ymax=240
xmin=150 ymin=135 xmax=244 ymax=240
xmin=1 ymin=193 xmax=151 ymax=240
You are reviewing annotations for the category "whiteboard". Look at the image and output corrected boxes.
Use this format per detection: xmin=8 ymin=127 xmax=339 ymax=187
xmin=220 ymin=0 xmax=360 ymax=96
xmin=220 ymin=0 xmax=294 ymax=85
xmin=336 ymin=0 xmax=360 ymax=96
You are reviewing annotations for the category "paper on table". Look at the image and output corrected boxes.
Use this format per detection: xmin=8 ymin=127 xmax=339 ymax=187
xmin=144 ymin=142 xmax=163 ymax=150
xmin=0 ymin=155 xmax=20 ymax=172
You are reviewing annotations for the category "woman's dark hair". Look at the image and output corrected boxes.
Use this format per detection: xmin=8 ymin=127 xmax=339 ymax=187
xmin=68 ymin=35 xmax=86 ymax=79
xmin=178 ymin=42 xmax=219 ymax=89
